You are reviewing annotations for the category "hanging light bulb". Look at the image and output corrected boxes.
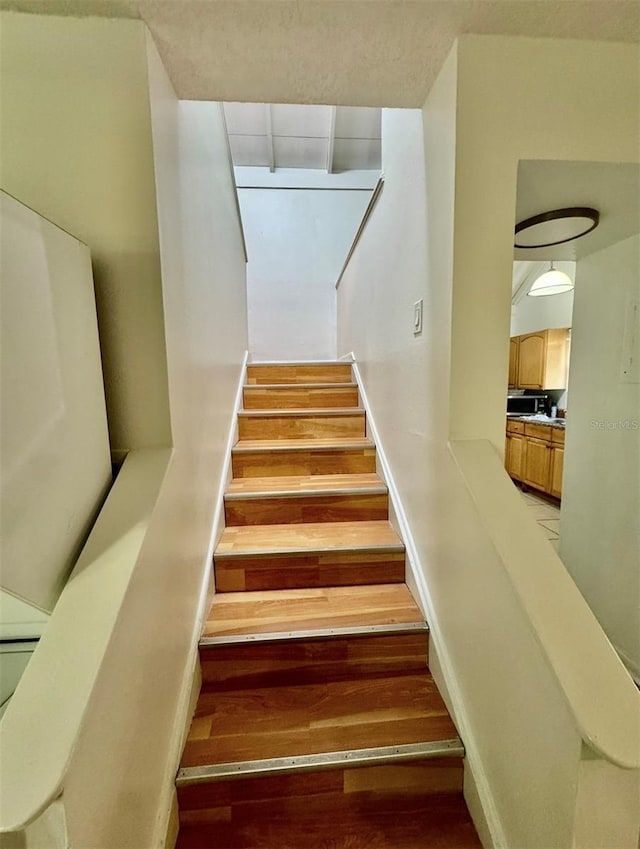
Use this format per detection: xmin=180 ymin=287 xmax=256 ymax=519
xmin=527 ymin=261 xmax=574 ymax=297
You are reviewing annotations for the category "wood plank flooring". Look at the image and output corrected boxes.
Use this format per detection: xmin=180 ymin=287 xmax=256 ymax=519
xmin=181 ymin=672 xmax=456 ymax=767
xmin=246 ymin=363 xmax=353 ymax=384
xmin=202 ymin=584 xmax=423 ymax=637
xmin=232 ymin=439 xmax=377 ymax=478
xmin=178 ymin=361 xmax=480 ymax=848
xmin=177 ymin=761 xmax=481 ymax=849
xmin=237 ymin=410 xmax=366 ymax=440
xmin=243 ymin=384 xmax=359 ymax=409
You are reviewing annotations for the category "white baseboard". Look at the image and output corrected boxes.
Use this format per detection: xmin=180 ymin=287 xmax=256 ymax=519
xmin=351 ymin=360 xmax=506 ymax=849
xmin=154 ymin=351 xmax=248 ymax=849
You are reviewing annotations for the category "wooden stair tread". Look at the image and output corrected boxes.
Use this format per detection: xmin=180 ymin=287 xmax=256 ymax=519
xmin=203 ymin=584 xmax=423 ymax=638
xmin=233 ymin=437 xmax=374 ymax=452
xmin=180 ymin=672 xmax=457 ymax=768
xmin=225 ymin=473 xmax=385 ymax=497
xmin=215 ymin=521 xmax=403 ymax=558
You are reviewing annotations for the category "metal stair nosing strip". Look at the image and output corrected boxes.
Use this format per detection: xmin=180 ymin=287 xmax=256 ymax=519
xmin=176 ymin=739 xmax=465 ymax=786
xmin=199 ymin=620 xmax=429 ymax=647
xmin=214 ymin=540 xmax=405 ymax=560
xmin=224 ymin=485 xmax=388 ymax=501
xmin=237 ymin=408 xmax=365 ymax=417
xmin=231 ymin=439 xmax=375 ymax=454
xmin=243 ymin=383 xmax=359 ymax=390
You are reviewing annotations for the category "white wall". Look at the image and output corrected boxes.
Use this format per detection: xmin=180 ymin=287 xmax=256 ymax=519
xmin=0 ymin=31 xmax=248 ymax=849
xmin=59 ymin=38 xmax=248 ymax=849
xmin=0 ymin=192 xmax=112 ymax=613
xmin=338 ymin=104 xmax=582 ymax=849
xmin=0 ymin=12 xmax=170 ymax=453
xmin=561 ymin=234 xmax=640 ymax=681
xmin=338 ymin=38 xmax=640 ymax=848
xmin=239 ymin=183 xmax=371 ymax=360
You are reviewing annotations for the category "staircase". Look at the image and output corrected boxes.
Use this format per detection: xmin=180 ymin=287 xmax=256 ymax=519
xmin=175 ymin=362 xmax=482 ymax=849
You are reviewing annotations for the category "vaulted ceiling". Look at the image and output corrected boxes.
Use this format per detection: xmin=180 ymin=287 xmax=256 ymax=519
xmin=3 ymin=1 xmax=639 ymax=107
xmin=224 ymin=104 xmax=381 ymax=171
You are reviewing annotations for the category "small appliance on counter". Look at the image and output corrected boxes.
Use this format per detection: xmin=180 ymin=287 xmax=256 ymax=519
xmin=506 ymin=392 xmax=549 ymax=417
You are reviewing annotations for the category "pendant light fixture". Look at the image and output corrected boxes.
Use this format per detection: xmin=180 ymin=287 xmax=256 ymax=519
xmin=527 ymin=262 xmax=574 ymax=297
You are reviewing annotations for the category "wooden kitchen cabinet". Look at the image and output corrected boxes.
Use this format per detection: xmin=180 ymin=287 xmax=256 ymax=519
xmin=505 ymin=419 xmax=525 ymax=480
xmin=523 ymin=437 xmax=551 ymax=491
xmin=510 ymin=328 xmax=571 ymax=390
xmin=505 ymin=419 xmax=566 ymax=498
xmin=549 ymin=445 xmax=564 ymax=498
xmin=508 ymin=338 xmax=519 ymax=389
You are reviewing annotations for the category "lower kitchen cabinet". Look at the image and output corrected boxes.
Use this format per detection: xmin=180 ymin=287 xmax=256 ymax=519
xmin=505 ymin=419 xmax=565 ymax=499
xmin=549 ymin=445 xmax=564 ymax=499
xmin=523 ymin=437 xmax=551 ymax=491
xmin=505 ymin=431 xmax=525 ymax=481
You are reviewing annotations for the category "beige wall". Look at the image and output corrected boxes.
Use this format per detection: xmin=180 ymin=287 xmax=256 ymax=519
xmin=338 ymin=37 xmax=640 ymax=849
xmin=450 ymin=36 xmax=639 ymax=448
xmin=0 ymin=192 xmax=112 ymax=613
xmin=0 ymin=12 xmax=170 ymax=452
xmin=58 ymin=36 xmax=248 ymax=849
xmin=561 ymin=235 xmax=640 ymax=681
xmin=338 ymin=100 xmax=581 ymax=849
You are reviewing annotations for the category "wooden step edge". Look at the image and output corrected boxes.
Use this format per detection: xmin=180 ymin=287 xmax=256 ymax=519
xmin=224 ymin=485 xmax=388 ymax=501
xmin=244 ymin=382 xmax=358 ymax=390
xmin=214 ymin=541 xmax=405 ymax=560
xmin=232 ymin=439 xmax=375 ymax=454
xmin=176 ymin=739 xmax=464 ymax=786
xmin=199 ymin=620 xmax=428 ymax=648
xmin=237 ymin=408 xmax=365 ymax=417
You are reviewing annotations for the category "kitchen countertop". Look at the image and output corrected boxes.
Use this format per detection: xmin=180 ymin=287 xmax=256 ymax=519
xmin=506 ymin=415 xmax=566 ymax=429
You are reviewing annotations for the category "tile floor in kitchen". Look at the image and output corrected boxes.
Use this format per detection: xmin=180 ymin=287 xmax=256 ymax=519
xmin=518 ymin=486 xmax=561 ymax=551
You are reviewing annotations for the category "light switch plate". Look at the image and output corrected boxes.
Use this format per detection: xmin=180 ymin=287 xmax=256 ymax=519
xmin=413 ymin=299 xmax=423 ymax=336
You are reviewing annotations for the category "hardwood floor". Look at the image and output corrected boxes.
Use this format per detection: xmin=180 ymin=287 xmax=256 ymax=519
xmin=243 ymin=384 xmax=359 ymax=409
xmin=237 ymin=410 xmax=366 ymax=440
xmin=177 ymin=762 xmax=481 ymax=849
xmin=246 ymin=363 xmax=354 ymax=384
xmin=181 ymin=672 xmax=456 ymax=767
xmin=232 ymin=439 xmax=377 ymax=478
xmin=178 ymin=362 xmax=480 ymax=848
xmin=202 ymin=584 xmax=423 ymax=637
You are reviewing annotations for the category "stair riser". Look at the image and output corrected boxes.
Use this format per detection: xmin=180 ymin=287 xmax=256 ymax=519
xmin=232 ymin=447 xmax=377 ymax=478
xmin=224 ymin=493 xmax=388 ymax=526
xmin=246 ymin=364 xmax=353 ymax=384
xmin=199 ymin=633 xmax=428 ymax=688
xmin=243 ymin=386 xmax=358 ymax=409
xmin=238 ymin=413 xmax=365 ymax=441
xmin=177 ymin=759 xmax=464 ymax=825
xmin=214 ymin=551 xmax=405 ymax=592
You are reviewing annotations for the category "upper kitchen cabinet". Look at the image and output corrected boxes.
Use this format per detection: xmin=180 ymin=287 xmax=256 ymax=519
xmin=508 ymin=338 xmax=519 ymax=389
xmin=512 ymin=328 xmax=571 ymax=390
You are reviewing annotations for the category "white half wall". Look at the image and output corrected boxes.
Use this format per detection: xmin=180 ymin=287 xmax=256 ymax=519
xmin=0 ymin=192 xmax=112 ymax=613
xmin=52 ymin=35 xmax=248 ymax=849
xmin=560 ymin=234 xmax=640 ymax=681
xmin=239 ymin=183 xmax=372 ymax=360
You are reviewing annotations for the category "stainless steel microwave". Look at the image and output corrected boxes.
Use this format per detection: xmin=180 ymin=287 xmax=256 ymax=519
xmin=506 ymin=394 xmax=548 ymax=417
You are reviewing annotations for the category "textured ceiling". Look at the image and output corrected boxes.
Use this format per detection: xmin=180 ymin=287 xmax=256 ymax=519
xmin=2 ymin=1 xmax=639 ymax=106
xmin=224 ymin=104 xmax=381 ymax=171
